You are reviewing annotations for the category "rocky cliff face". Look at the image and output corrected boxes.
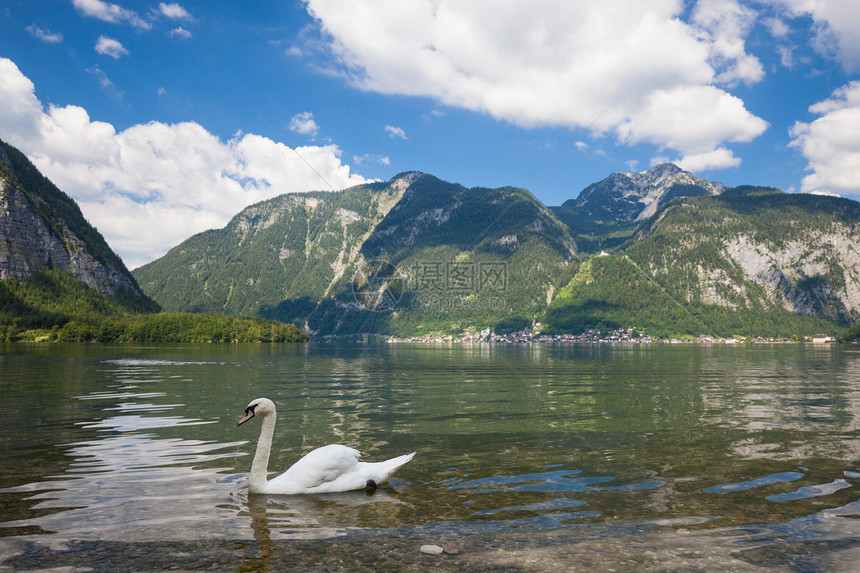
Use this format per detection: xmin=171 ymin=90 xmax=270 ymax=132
xmin=719 ymin=228 xmax=860 ymax=324
xmin=0 ymin=139 xmax=145 ymax=297
xmin=628 ymin=192 xmax=860 ymax=326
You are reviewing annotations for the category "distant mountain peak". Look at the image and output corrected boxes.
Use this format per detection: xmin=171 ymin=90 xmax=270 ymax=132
xmin=556 ymin=163 xmax=723 ymax=230
xmin=390 ymin=171 xmax=424 ymax=192
xmin=638 ymin=162 xmax=683 ymax=175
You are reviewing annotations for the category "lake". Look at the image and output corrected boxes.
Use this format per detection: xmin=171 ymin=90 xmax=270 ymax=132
xmin=1 ymin=342 xmax=859 ymax=571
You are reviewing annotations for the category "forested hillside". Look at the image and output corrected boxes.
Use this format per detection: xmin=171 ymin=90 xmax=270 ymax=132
xmin=135 ymin=173 xmax=579 ymax=337
xmin=0 ymin=269 xmax=307 ymax=342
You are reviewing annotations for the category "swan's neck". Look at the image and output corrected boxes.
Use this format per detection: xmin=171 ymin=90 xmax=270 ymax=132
xmin=249 ymin=411 xmax=276 ymax=493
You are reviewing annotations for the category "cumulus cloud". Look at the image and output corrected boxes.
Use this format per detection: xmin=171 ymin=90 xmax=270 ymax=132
xmin=384 ymin=125 xmax=407 ymax=139
xmin=789 ymin=81 xmax=860 ymax=195
xmin=763 ymin=17 xmax=790 ymax=39
xmin=95 ymin=36 xmax=129 ymax=59
xmin=168 ymin=27 xmax=192 ymax=40
xmin=691 ymin=0 xmax=764 ymax=86
xmin=617 ymin=85 xmax=764 ymax=151
xmin=0 ymin=58 xmax=368 ymax=268
xmin=159 ymin=2 xmax=191 ymax=20
xmin=289 ymin=111 xmax=320 ymax=138
xmin=677 ymin=147 xmax=741 ymax=172
xmin=304 ymin=0 xmax=767 ymax=170
xmin=770 ymin=0 xmax=860 ymax=72
xmin=72 ymin=0 xmax=151 ymax=30
xmin=26 ymin=24 xmax=63 ymax=43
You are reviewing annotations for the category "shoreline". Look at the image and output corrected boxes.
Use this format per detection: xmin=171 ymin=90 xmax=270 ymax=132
xmin=384 ymin=332 xmax=841 ymax=345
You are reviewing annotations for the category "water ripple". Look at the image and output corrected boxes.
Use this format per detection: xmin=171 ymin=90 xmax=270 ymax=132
xmin=471 ymin=497 xmax=587 ymax=516
xmin=704 ymin=472 xmax=805 ymax=493
xmin=449 ymin=469 xmax=663 ymax=494
xmin=766 ymin=479 xmax=853 ymax=502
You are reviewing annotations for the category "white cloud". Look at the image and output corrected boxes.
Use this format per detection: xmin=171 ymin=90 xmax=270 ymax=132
xmin=677 ymin=147 xmax=741 ymax=172
xmin=353 ymin=153 xmax=390 ymax=166
xmin=763 ymin=17 xmax=790 ymax=39
xmin=168 ymin=26 xmax=192 ymax=40
xmin=691 ymin=0 xmax=764 ymax=86
xmin=384 ymin=125 xmax=407 ymax=139
xmin=617 ymin=85 xmax=767 ymax=154
xmin=0 ymin=57 xmax=368 ymax=268
xmin=770 ymin=0 xmax=860 ymax=72
xmin=789 ymin=81 xmax=860 ymax=195
xmin=289 ymin=111 xmax=320 ymax=137
xmin=776 ymin=45 xmax=796 ymax=69
xmin=159 ymin=2 xmax=191 ymax=20
xmin=26 ymin=24 xmax=63 ymax=43
xmin=72 ymin=0 xmax=151 ymax=30
xmin=304 ymin=0 xmax=767 ymax=164
xmin=95 ymin=36 xmax=129 ymax=59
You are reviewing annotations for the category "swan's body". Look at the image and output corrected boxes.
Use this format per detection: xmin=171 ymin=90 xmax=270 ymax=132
xmin=238 ymin=398 xmax=415 ymax=495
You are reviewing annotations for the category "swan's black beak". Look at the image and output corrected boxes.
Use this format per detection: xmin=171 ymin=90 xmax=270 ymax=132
xmin=237 ymin=404 xmax=256 ymax=426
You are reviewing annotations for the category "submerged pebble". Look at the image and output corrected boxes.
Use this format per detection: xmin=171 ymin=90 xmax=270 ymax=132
xmin=420 ymin=544 xmax=444 ymax=555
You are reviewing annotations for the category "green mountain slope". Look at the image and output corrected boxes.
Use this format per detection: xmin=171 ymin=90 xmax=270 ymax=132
xmin=352 ymin=173 xmax=577 ymax=336
xmin=545 ymin=188 xmax=860 ymax=337
xmin=135 ymin=173 xmax=579 ymax=337
xmin=627 ymin=190 xmax=860 ymax=326
xmin=134 ymin=177 xmax=408 ymax=330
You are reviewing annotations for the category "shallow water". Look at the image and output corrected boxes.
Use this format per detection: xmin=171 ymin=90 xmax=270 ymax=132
xmin=1 ymin=342 xmax=860 ymax=571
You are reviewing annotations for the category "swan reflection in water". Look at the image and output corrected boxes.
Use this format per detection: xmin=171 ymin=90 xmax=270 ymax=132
xmin=235 ymin=397 xmax=416 ymax=570
xmin=237 ymin=487 xmax=410 ymax=572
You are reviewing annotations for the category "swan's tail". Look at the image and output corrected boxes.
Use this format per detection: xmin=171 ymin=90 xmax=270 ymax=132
xmin=367 ymin=451 xmax=416 ymax=484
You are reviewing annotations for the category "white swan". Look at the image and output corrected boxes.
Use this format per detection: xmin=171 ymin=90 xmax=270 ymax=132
xmin=237 ymin=397 xmax=415 ymax=495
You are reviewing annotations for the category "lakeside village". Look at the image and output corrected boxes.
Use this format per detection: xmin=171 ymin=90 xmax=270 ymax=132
xmin=385 ymin=326 xmax=840 ymax=345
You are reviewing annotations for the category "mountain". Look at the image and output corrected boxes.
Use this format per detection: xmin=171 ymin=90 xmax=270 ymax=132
xmin=628 ymin=189 xmax=860 ymax=327
xmin=545 ymin=186 xmax=860 ymax=337
xmin=134 ymin=164 xmax=860 ymax=339
xmin=0 ymin=139 xmax=147 ymax=298
xmin=351 ymin=173 xmax=577 ymax=335
xmin=553 ymin=163 xmax=722 ymax=240
xmin=1 ymin=138 xmax=306 ymax=343
xmin=134 ymin=177 xmax=405 ymax=328
xmin=134 ymin=173 xmax=577 ymax=336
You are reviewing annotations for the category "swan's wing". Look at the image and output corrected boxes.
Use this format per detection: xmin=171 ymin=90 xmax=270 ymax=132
xmin=273 ymin=444 xmax=361 ymax=490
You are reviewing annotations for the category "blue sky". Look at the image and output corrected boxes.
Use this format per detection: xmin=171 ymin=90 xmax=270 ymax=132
xmin=1 ymin=0 xmax=860 ymax=268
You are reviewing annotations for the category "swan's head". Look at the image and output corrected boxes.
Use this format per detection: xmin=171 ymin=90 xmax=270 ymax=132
xmin=237 ymin=397 xmax=275 ymax=426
